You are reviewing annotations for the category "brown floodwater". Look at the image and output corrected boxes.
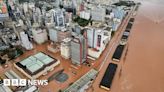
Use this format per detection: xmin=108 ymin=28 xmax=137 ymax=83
xmin=89 ymin=0 xmax=164 ymax=92
xmin=0 ymin=0 xmax=164 ymax=92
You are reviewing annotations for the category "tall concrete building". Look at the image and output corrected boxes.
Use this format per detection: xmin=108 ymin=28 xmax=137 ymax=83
xmin=54 ymin=9 xmax=65 ymax=27
xmin=71 ymin=35 xmax=87 ymax=65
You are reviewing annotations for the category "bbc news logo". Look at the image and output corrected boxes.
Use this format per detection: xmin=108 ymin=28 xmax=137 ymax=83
xmin=1 ymin=79 xmax=48 ymax=86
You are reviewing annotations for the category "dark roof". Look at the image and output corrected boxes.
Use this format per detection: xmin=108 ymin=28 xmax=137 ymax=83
xmin=125 ymin=29 xmax=130 ymax=32
xmin=121 ymin=35 xmax=128 ymax=40
xmin=129 ymin=18 xmax=135 ymax=23
xmin=100 ymin=63 xmax=118 ymax=90
xmin=126 ymin=22 xmax=133 ymax=30
xmin=112 ymin=45 xmax=125 ymax=61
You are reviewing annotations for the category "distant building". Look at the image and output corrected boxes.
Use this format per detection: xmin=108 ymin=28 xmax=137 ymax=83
xmin=91 ymin=7 xmax=106 ymax=21
xmin=0 ymin=0 xmax=9 ymax=21
xmin=32 ymin=27 xmax=48 ymax=44
xmin=57 ymin=28 xmax=72 ymax=42
xmin=48 ymin=27 xmax=58 ymax=42
xmin=54 ymin=9 xmax=65 ymax=27
xmin=61 ymin=38 xmax=71 ymax=59
xmin=20 ymin=31 xmax=33 ymax=50
xmin=65 ymin=12 xmax=72 ymax=24
xmin=74 ymin=25 xmax=81 ymax=35
xmin=87 ymin=28 xmax=111 ymax=52
xmin=80 ymin=11 xmax=90 ymax=20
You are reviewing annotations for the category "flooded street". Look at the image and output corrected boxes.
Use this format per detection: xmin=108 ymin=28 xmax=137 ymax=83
xmin=1 ymin=0 xmax=164 ymax=92
xmin=90 ymin=0 xmax=164 ymax=92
